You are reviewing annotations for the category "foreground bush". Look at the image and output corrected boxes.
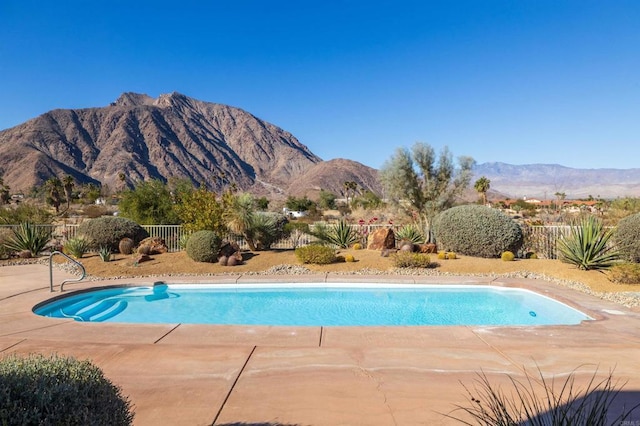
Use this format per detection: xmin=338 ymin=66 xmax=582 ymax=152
xmin=395 ymin=224 xmax=425 ymax=244
xmin=0 ymin=353 xmax=134 ymax=425
xmin=77 ymin=217 xmax=148 ymax=252
xmin=433 ymin=205 xmax=523 ymax=258
xmin=391 ymin=251 xmax=431 ymax=268
xmin=558 ymin=216 xmax=618 ymax=270
xmin=295 ymin=244 xmax=336 ymax=264
xmin=609 ymin=263 xmax=640 ymax=284
xmin=186 ymin=230 xmax=222 ymax=262
xmin=447 ymin=366 xmax=640 ymax=425
xmin=63 ymin=236 xmax=91 ymax=258
xmin=615 ymin=212 xmax=640 ymax=262
xmin=311 ymin=220 xmax=360 ymax=248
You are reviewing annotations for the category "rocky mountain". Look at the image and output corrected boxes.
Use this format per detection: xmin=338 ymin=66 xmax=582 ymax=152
xmin=287 ymin=158 xmax=381 ymax=199
xmin=0 ymin=92 xmax=331 ymax=197
xmin=473 ymin=162 xmax=640 ymax=199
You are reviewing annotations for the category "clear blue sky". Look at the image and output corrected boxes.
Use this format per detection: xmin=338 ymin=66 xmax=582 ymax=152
xmin=1 ymin=1 xmax=639 ymax=170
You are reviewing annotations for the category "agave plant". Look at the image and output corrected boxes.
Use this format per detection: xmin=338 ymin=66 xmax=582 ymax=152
xmin=395 ymin=224 xmax=426 ymax=244
xmin=97 ymin=246 xmax=111 ymax=262
xmin=4 ymin=222 xmax=52 ymax=257
xmin=311 ymin=220 xmax=359 ymax=249
xmin=64 ymin=237 xmax=91 ymax=259
xmin=557 ymin=216 xmax=619 ymax=270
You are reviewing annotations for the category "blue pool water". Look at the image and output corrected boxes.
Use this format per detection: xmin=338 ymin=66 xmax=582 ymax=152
xmin=33 ymin=284 xmax=592 ymax=326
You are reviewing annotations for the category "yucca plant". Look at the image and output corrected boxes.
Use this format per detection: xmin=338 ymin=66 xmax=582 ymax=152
xmin=311 ymin=220 xmax=359 ymax=248
xmin=395 ymin=223 xmax=426 ymax=244
xmin=558 ymin=216 xmax=619 ymax=270
xmin=4 ymin=222 xmax=52 ymax=257
xmin=447 ymin=366 xmax=640 ymax=425
xmin=64 ymin=236 xmax=91 ymax=259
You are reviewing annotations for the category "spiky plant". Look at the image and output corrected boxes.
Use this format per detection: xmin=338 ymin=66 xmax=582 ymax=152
xmin=395 ymin=224 xmax=426 ymax=244
xmin=63 ymin=237 xmax=91 ymax=259
xmin=558 ymin=216 xmax=619 ymax=270
xmin=4 ymin=222 xmax=52 ymax=257
xmin=447 ymin=366 xmax=640 ymax=425
xmin=311 ymin=220 xmax=359 ymax=249
xmin=97 ymin=246 xmax=111 ymax=262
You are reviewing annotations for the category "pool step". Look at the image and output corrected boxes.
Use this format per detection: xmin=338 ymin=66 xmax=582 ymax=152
xmin=76 ymin=299 xmax=127 ymax=322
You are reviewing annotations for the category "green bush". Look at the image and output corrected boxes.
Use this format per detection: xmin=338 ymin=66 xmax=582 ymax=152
xmin=391 ymin=251 xmax=431 ymax=268
xmin=433 ymin=205 xmax=523 ymax=258
xmin=558 ymin=216 xmax=619 ymax=270
xmin=395 ymin=224 xmax=425 ymax=244
xmin=609 ymin=263 xmax=640 ymax=284
xmin=63 ymin=236 xmax=91 ymax=258
xmin=615 ymin=212 xmax=640 ymax=262
xmin=0 ymin=353 xmax=134 ymax=425
xmin=295 ymin=244 xmax=336 ymax=264
xmin=77 ymin=217 xmax=148 ymax=252
xmin=186 ymin=230 xmax=222 ymax=262
xmin=4 ymin=222 xmax=52 ymax=257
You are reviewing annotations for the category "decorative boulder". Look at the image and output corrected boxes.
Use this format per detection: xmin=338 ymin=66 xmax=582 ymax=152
xmin=367 ymin=228 xmax=396 ymax=250
xmin=137 ymin=237 xmax=168 ymax=255
xmin=417 ymin=243 xmax=437 ymax=254
xmin=219 ymin=241 xmax=241 ymax=258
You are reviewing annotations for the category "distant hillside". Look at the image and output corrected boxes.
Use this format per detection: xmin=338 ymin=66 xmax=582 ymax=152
xmin=473 ymin=162 xmax=640 ymax=199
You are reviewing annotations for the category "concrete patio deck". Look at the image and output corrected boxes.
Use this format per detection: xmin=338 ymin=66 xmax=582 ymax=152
xmin=1 ymin=264 xmax=640 ymax=425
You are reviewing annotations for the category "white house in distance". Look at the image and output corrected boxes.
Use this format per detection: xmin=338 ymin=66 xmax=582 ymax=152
xmin=282 ymin=207 xmax=307 ymax=219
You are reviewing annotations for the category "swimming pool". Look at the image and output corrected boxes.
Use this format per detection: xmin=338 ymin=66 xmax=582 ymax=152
xmin=33 ymin=283 xmax=592 ymax=326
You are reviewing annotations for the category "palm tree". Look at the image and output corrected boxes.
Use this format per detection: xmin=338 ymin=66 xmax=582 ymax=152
xmin=474 ymin=176 xmax=491 ymax=205
xmin=62 ymin=175 xmax=74 ymax=211
xmin=224 ymin=193 xmax=257 ymax=250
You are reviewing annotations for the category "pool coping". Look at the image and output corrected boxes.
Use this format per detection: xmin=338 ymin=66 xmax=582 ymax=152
xmin=2 ymin=264 xmax=640 ymax=425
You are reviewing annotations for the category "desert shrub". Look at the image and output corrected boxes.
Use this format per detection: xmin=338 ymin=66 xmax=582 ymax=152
xmin=0 ymin=203 xmax=53 ymax=224
xmin=447 ymin=366 xmax=640 ymax=425
xmin=609 ymin=263 xmax=640 ymax=284
xmin=0 ymin=227 xmax=13 ymax=259
xmin=433 ymin=205 xmax=523 ymax=258
xmin=558 ymin=216 xmax=619 ymax=270
xmin=391 ymin=251 xmax=431 ymax=268
xmin=179 ymin=233 xmax=191 ymax=250
xmin=118 ymin=237 xmax=135 ymax=255
xmin=284 ymin=222 xmax=311 ymax=249
xmin=615 ymin=212 xmax=640 ymax=262
xmin=3 ymin=222 xmax=52 ymax=257
xmin=0 ymin=353 xmax=134 ymax=425
xmin=311 ymin=220 xmax=359 ymax=248
xmin=82 ymin=204 xmax=109 ymax=218
xmin=186 ymin=230 xmax=222 ymax=263
xmin=245 ymin=212 xmax=288 ymax=250
xmin=295 ymin=244 xmax=336 ymax=264
xmin=501 ymin=251 xmax=515 ymax=261
xmin=395 ymin=224 xmax=425 ymax=244
xmin=63 ymin=236 xmax=91 ymax=258
xmin=77 ymin=217 xmax=148 ymax=252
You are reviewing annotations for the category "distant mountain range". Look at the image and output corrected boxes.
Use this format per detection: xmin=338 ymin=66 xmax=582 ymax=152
xmin=473 ymin=162 xmax=640 ymax=200
xmin=0 ymin=92 xmax=637 ymax=201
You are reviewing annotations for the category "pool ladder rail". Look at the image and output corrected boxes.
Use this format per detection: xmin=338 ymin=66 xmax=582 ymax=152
xmin=49 ymin=251 xmax=87 ymax=292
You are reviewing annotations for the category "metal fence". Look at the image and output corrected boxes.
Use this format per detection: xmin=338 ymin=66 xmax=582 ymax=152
xmin=0 ymin=223 xmax=605 ymax=259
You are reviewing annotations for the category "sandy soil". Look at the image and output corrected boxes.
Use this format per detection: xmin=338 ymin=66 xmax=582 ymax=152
xmin=59 ymin=248 xmax=640 ymax=294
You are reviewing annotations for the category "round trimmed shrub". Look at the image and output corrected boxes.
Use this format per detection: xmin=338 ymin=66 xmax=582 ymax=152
xmin=615 ymin=213 xmax=640 ymax=262
xmin=186 ymin=230 xmax=222 ymax=263
xmin=77 ymin=217 xmax=148 ymax=252
xmin=0 ymin=353 xmax=134 ymax=425
xmin=433 ymin=205 xmax=523 ymax=258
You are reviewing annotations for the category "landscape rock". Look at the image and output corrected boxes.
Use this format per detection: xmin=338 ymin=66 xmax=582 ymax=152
xmin=138 ymin=237 xmax=168 ymax=255
xmin=367 ymin=228 xmax=396 ymax=250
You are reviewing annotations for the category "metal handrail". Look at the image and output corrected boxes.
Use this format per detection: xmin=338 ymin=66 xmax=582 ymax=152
xmin=49 ymin=251 xmax=86 ymax=292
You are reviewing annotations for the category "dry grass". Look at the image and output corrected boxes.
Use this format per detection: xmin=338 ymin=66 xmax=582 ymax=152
xmin=63 ymin=248 xmax=640 ymax=294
